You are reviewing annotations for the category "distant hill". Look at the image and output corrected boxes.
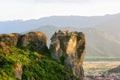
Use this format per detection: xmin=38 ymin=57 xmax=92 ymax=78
xmin=0 ymin=13 xmax=120 ymax=33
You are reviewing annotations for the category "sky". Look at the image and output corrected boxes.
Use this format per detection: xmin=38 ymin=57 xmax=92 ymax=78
xmin=0 ymin=0 xmax=120 ymax=21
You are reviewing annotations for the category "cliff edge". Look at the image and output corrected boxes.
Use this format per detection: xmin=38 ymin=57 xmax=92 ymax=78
xmin=50 ymin=30 xmax=86 ymax=79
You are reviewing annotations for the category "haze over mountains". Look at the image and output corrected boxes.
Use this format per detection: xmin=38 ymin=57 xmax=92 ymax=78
xmin=0 ymin=13 xmax=119 ymax=33
xmin=0 ymin=13 xmax=120 ymax=58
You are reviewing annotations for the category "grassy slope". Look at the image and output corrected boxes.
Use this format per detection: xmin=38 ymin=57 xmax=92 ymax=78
xmin=0 ymin=46 xmax=77 ymax=80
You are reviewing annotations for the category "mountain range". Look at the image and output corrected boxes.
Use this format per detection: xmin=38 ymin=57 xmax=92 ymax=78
xmin=0 ymin=13 xmax=119 ymax=33
xmin=0 ymin=13 xmax=120 ymax=59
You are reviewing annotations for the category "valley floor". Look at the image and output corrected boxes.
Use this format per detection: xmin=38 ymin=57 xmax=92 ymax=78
xmin=83 ymin=61 xmax=120 ymax=80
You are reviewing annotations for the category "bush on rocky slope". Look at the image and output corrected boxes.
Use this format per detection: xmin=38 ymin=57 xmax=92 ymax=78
xmin=0 ymin=45 xmax=78 ymax=80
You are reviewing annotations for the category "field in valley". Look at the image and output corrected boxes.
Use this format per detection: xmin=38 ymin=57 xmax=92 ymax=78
xmin=83 ymin=61 xmax=120 ymax=72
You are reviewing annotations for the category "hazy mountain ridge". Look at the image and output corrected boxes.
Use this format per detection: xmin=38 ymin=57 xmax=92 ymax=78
xmin=0 ymin=13 xmax=120 ymax=33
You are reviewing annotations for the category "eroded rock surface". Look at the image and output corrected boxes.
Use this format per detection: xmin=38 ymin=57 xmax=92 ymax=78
xmin=0 ymin=31 xmax=49 ymax=54
xmin=19 ymin=32 xmax=49 ymax=54
xmin=0 ymin=42 xmax=11 ymax=53
xmin=50 ymin=30 xmax=86 ymax=79
xmin=0 ymin=33 xmax=21 ymax=46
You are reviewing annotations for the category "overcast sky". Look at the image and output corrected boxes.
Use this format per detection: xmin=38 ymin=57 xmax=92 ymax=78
xmin=0 ymin=0 xmax=120 ymax=21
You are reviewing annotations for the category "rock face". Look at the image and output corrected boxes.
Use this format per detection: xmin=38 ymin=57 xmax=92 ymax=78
xmin=0 ymin=31 xmax=49 ymax=54
xmin=0 ymin=42 xmax=11 ymax=53
xmin=50 ymin=30 xmax=86 ymax=79
xmin=0 ymin=33 xmax=21 ymax=46
xmin=19 ymin=32 xmax=49 ymax=54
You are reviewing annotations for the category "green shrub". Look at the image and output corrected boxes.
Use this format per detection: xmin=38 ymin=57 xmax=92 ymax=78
xmin=60 ymin=55 xmax=66 ymax=65
xmin=0 ymin=46 xmax=77 ymax=80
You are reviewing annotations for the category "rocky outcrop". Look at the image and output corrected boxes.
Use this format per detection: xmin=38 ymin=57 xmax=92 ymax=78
xmin=19 ymin=32 xmax=49 ymax=54
xmin=50 ymin=30 xmax=86 ymax=79
xmin=0 ymin=31 xmax=49 ymax=54
xmin=0 ymin=42 xmax=11 ymax=53
xmin=20 ymin=32 xmax=47 ymax=46
xmin=0 ymin=31 xmax=84 ymax=80
xmin=0 ymin=33 xmax=21 ymax=46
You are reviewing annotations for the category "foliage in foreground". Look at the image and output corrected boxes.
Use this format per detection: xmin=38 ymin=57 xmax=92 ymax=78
xmin=0 ymin=46 xmax=77 ymax=80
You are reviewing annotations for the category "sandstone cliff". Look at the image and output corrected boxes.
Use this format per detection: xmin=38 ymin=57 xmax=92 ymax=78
xmin=0 ymin=31 xmax=49 ymax=54
xmin=0 ymin=31 xmax=78 ymax=80
xmin=50 ymin=30 xmax=86 ymax=79
xmin=0 ymin=33 xmax=21 ymax=46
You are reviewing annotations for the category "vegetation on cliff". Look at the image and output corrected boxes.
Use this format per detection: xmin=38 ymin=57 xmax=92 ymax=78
xmin=0 ymin=46 xmax=77 ymax=80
